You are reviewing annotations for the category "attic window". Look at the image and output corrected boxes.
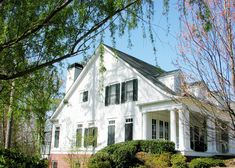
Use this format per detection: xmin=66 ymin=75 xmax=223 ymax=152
xmin=105 ymin=83 xmax=120 ymax=106
xmin=121 ymin=79 xmax=138 ymax=103
xmin=80 ymin=91 xmax=88 ymax=102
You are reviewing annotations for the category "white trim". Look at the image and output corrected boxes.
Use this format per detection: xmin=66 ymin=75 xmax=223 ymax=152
xmin=51 ymin=45 xmax=177 ymax=120
xmin=51 ymin=48 xmax=100 ymax=120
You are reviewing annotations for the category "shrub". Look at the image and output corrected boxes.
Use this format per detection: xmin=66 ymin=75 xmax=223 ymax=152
xmin=189 ymin=158 xmax=225 ymax=168
xmin=0 ymin=148 xmax=48 ymax=168
xmin=87 ymin=152 xmax=113 ymax=168
xmin=112 ymin=143 xmax=138 ymax=168
xmin=144 ymin=153 xmax=171 ymax=168
xmin=171 ymin=154 xmax=187 ymax=168
xmin=139 ymin=140 xmax=175 ymax=154
xmin=87 ymin=140 xmax=175 ymax=168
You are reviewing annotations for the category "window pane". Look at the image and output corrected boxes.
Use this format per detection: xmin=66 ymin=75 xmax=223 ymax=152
xmin=76 ymin=128 xmax=82 ymax=147
xmin=125 ymin=123 xmax=133 ymax=141
xmin=126 ymin=81 xmax=133 ymax=101
xmin=190 ymin=125 xmax=207 ymax=152
xmin=83 ymin=91 xmax=88 ymax=102
xmin=159 ymin=121 xmax=163 ymax=139
xmin=216 ymin=122 xmax=229 ymax=153
xmin=84 ymin=128 xmax=88 ymax=147
xmin=84 ymin=127 xmax=98 ymax=147
xmin=108 ymin=125 xmax=115 ymax=145
xmin=152 ymin=119 xmax=157 ymax=139
xmin=126 ymin=81 xmax=133 ymax=91
xmin=109 ymin=85 xmax=117 ymax=104
xmin=165 ymin=122 xmax=169 ymax=140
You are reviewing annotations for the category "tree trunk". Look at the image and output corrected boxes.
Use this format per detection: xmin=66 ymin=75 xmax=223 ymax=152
xmin=5 ymin=80 xmax=15 ymax=149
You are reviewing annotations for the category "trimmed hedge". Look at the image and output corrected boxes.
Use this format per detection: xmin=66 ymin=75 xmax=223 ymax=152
xmin=189 ymin=158 xmax=225 ymax=168
xmin=0 ymin=148 xmax=48 ymax=168
xmin=88 ymin=140 xmax=175 ymax=168
xmin=100 ymin=140 xmax=175 ymax=155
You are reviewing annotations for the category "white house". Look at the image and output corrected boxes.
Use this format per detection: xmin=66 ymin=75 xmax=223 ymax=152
xmin=49 ymin=44 xmax=235 ymax=167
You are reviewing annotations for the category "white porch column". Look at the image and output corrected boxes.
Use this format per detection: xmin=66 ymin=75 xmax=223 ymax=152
xmin=207 ymin=117 xmax=217 ymax=153
xmin=229 ymin=124 xmax=235 ymax=154
xmin=142 ymin=112 xmax=148 ymax=140
xmin=170 ymin=109 xmax=177 ymax=147
xmin=178 ymin=107 xmax=191 ymax=151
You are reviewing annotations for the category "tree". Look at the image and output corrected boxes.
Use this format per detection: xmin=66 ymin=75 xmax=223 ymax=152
xmin=0 ymin=0 xmax=158 ymax=80
xmin=0 ymin=66 xmax=61 ymax=152
xmin=177 ymin=0 xmax=235 ymax=132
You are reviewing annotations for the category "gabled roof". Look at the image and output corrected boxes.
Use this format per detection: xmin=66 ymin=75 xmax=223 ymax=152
xmin=51 ymin=44 xmax=179 ymax=120
xmin=103 ymin=44 xmax=178 ymax=95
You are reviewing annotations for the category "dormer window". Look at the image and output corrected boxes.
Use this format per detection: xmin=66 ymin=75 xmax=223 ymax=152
xmin=80 ymin=91 xmax=88 ymax=102
xmin=121 ymin=79 xmax=138 ymax=103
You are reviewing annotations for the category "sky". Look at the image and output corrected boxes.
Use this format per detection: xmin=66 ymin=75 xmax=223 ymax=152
xmin=64 ymin=1 xmax=181 ymax=76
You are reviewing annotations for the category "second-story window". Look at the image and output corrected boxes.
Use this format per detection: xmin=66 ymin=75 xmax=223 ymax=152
xmin=80 ymin=91 xmax=88 ymax=102
xmin=121 ymin=79 xmax=138 ymax=103
xmin=105 ymin=83 xmax=120 ymax=106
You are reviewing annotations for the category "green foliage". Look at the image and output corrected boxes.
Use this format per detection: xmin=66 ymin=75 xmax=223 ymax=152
xmin=144 ymin=153 xmax=171 ymax=168
xmin=171 ymin=154 xmax=187 ymax=168
xmin=0 ymin=148 xmax=48 ymax=168
xmin=87 ymin=152 xmax=113 ymax=168
xmin=139 ymin=140 xmax=175 ymax=154
xmin=0 ymin=0 xmax=157 ymax=80
xmin=189 ymin=158 xmax=225 ymax=168
xmin=112 ymin=143 xmax=138 ymax=168
xmin=0 ymin=67 xmax=61 ymax=153
xmin=87 ymin=140 xmax=175 ymax=168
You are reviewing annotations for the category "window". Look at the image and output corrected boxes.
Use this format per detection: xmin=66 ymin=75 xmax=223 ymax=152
xmin=54 ymin=127 xmax=60 ymax=148
xmin=84 ymin=127 xmax=98 ymax=147
xmin=76 ymin=124 xmax=83 ymax=147
xmin=159 ymin=120 xmax=164 ymax=139
xmin=107 ymin=120 xmax=115 ymax=145
xmin=81 ymin=91 xmax=88 ymax=102
xmin=105 ymin=83 xmax=120 ymax=106
xmin=152 ymin=119 xmax=157 ymax=139
xmin=159 ymin=120 xmax=169 ymax=140
xmin=190 ymin=124 xmax=207 ymax=152
xmin=216 ymin=121 xmax=228 ymax=153
xmin=125 ymin=118 xmax=133 ymax=141
xmin=121 ymin=79 xmax=138 ymax=103
xmin=165 ymin=122 xmax=169 ymax=140
xmin=52 ymin=161 xmax=58 ymax=168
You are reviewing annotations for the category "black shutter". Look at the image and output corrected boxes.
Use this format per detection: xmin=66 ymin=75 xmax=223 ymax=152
xmin=93 ymin=127 xmax=98 ymax=147
xmin=105 ymin=86 xmax=109 ymax=106
xmin=121 ymin=82 xmax=126 ymax=103
xmin=133 ymin=79 xmax=138 ymax=101
xmin=84 ymin=128 xmax=88 ymax=147
xmin=115 ymin=83 xmax=120 ymax=104
xmin=125 ymin=123 xmax=133 ymax=141
xmin=108 ymin=125 xmax=115 ymax=145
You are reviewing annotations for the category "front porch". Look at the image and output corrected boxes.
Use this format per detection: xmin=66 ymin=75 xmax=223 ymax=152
xmin=139 ymin=101 xmax=235 ymax=156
